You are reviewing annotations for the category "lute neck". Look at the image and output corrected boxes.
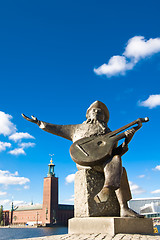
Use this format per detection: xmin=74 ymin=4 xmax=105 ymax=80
xmin=108 ymin=118 xmax=145 ymax=138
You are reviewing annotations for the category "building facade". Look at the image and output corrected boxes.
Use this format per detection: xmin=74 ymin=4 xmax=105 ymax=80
xmin=3 ymin=210 xmax=10 ymax=226
xmin=129 ymin=197 xmax=160 ymax=218
xmin=9 ymin=160 xmax=74 ymax=226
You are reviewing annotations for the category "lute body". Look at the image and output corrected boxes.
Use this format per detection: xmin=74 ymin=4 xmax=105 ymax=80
xmin=70 ymin=117 xmax=149 ymax=166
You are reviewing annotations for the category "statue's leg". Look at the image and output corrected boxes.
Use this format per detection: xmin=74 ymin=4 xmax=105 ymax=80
xmin=115 ymin=167 xmax=131 ymax=204
xmin=116 ymin=168 xmax=144 ymax=218
xmin=94 ymin=155 xmax=122 ymax=203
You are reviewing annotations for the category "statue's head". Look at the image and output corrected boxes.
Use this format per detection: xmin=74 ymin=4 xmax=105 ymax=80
xmin=86 ymin=101 xmax=110 ymax=123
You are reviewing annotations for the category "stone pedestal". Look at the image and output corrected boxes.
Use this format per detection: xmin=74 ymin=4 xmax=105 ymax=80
xmin=74 ymin=169 xmax=120 ymax=217
xmin=69 ymin=217 xmax=153 ymax=236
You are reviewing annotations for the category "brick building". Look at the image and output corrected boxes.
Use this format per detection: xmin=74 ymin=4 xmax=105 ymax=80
xmin=2 ymin=210 xmax=10 ymax=226
xmin=9 ymin=159 xmax=74 ymax=226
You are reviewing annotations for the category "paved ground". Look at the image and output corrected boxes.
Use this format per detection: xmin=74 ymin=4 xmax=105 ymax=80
xmin=17 ymin=233 xmax=160 ymax=240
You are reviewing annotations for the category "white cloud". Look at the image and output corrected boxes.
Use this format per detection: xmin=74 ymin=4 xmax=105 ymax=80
xmin=65 ymin=195 xmax=74 ymax=202
xmin=94 ymin=36 xmax=160 ymax=77
xmin=14 ymin=171 xmax=19 ymax=176
xmin=13 ymin=200 xmax=27 ymax=206
xmin=9 ymin=132 xmax=35 ymax=142
xmin=65 ymin=174 xmax=75 ymax=184
xmin=138 ymin=94 xmax=160 ymax=109
xmin=0 ymin=170 xmax=19 ymax=177
xmin=138 ymin=175 xmax=145 ymax=178
xmin=0 ymin=199 xmax=29 ymax=209
xmin=19 ymin=142 xmax=35 ymax=148
xmin=9 ymin=148 xmax=26 ymax=156
xmin=0 ymin=111 xmax=35 ymax=156
xmin=0 ymin=111 xmax=17 ymax=136
xmin=129 ymin=181 xmax=145 ymax=195
xmin=0 ymin=141 xmax=11 ymax=152
xmin=151 ymin=189 xmax=160 ymax=194
xmin=153 ymin=165 xmax=160 ymax=171
xmin=124 ymin=36 xmax=160 ymax=61
xmin=0 ymin=191 xmax=7 ymax=196
xmin=94 ymin=56 xmax=134 ymax=77
xmin=0 ymin=170 xmax=30 ymax=185
xmin=24 ymin=185 xmax=30 ymax=190
xmin=0 ymin=199 xmax=10 ymax=206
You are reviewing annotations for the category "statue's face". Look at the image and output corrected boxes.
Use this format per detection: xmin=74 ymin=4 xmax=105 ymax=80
xmin=88 ymin=108 xmax=105 ymax=121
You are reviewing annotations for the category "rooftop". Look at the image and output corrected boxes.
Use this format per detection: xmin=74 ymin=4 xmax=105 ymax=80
xmin=14 ymin=204 xmax=43 ymax=211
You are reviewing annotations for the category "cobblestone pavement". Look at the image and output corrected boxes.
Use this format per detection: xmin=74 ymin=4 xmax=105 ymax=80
xmin=17 ymin=233 xmax=160 ymax=240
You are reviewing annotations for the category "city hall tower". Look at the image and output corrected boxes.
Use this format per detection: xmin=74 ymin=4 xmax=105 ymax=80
xmin=42 ymin=157 xmax=58 ymax=225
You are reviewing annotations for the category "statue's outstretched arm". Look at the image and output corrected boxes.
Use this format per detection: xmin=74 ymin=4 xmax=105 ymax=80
xmin=22 ymin=114 xmax=41 ymax=125
xmin=22 ymin=114 xmax=76 ymax=141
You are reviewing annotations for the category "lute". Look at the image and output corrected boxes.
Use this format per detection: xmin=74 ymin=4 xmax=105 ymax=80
xmin=70 ymin=117 xmax=149 ymax=166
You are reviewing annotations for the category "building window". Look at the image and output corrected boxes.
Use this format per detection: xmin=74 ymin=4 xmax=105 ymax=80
xmin=46 ymin=207 xmax=48 ymax=220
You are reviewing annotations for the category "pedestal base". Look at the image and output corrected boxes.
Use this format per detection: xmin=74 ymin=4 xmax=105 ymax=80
xmin=69 ymin=217 xmax=153 ymax=236
xmin=74 ymin=169 xmax=120 ymax=217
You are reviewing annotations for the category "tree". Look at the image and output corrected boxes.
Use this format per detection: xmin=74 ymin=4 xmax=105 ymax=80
xmin=0 ymin=205 xmax=3 ymax=226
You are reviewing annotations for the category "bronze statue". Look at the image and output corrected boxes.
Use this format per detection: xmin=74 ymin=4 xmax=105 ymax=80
xmin=22 ymin=101 xmax=149 ymax=218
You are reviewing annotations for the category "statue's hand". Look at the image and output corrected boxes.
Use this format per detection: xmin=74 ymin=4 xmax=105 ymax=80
xmin=123 ymin=128 xmax=136 ymax=145
xmin=21 ymin=114 xmax=41 ymax=126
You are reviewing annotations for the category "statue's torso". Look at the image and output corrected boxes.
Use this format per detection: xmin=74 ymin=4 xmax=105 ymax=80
xmin=72 ymin=121 xmax=111 ymax=142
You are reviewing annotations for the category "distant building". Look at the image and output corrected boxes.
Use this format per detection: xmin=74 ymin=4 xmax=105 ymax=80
xmin=2 ymin=210 xmax=10 ymax=226
xmin=6 ymin=159 xmax=74 ymax=226
xmin=129 ymin=197 xmax=160 ymax=218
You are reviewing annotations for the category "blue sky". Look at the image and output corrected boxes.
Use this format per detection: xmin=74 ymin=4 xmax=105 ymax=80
xmin=0 ymin=0 xmax=160 ymax=210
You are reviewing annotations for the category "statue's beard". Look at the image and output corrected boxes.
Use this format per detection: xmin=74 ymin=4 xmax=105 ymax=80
xmin=86 ymin=118 xmax=106 ymax=132
xmin=86 ymin=117 xmax=104 ymax=123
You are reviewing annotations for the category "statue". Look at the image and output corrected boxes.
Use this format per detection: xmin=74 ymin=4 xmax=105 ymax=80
xmin=22 ymin=101 xmax=149 ymax=218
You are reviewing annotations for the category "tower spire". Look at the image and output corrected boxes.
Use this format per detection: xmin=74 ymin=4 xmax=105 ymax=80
xmin=47 ymin=154 xmax=55 ymax=177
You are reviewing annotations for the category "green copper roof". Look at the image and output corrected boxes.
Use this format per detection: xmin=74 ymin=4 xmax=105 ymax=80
xmin=47 ymin=159 xmax=55 ymax=177
xmin=15 ymin=204 xmax=42 ymax=211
